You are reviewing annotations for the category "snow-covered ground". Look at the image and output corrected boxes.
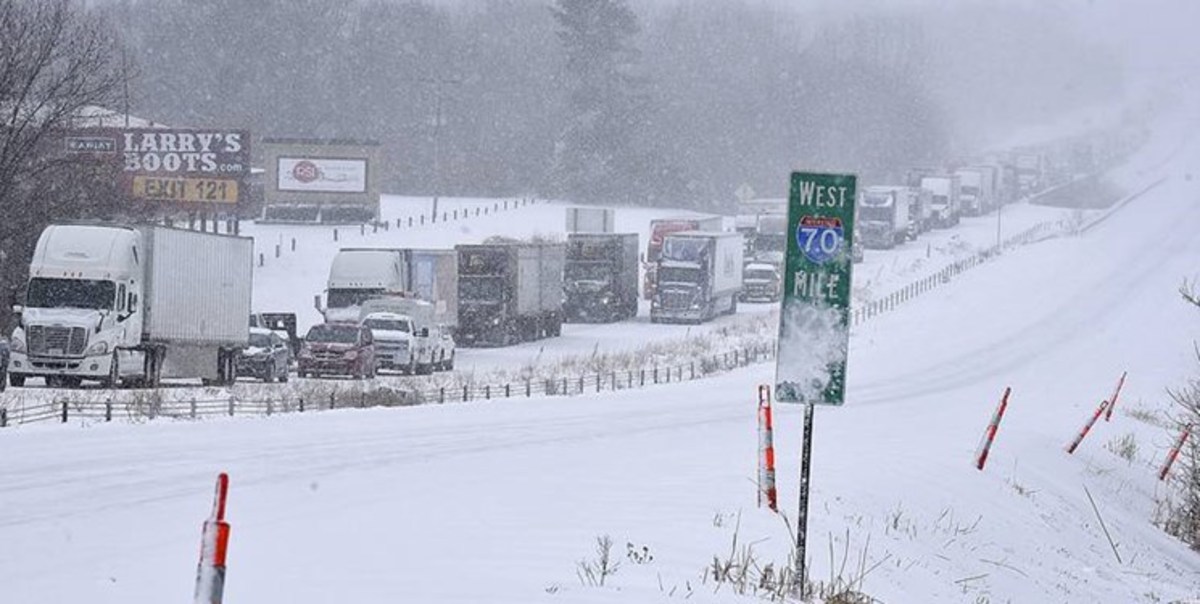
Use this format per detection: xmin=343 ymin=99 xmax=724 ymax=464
xmin=3 ymin=101 xmax=1200 ymax=603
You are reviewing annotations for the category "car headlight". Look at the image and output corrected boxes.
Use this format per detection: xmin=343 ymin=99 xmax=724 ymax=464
xmin=11 ymin=338 xmax=25 ymax=353
xmin=86 ymin=341 xmax=109 ymax=356
xmin=344 ymin=350 xmax=358 ymax=360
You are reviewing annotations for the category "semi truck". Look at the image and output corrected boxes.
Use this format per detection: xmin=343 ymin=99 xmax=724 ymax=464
xmin=650 ymin=231 xmax=743 ymax=324
xmin=563 ymin=233 xmax=639 ymax=323
xmin=643 ymin=215 xmax=723 ymax=300
xmin=317 ymin=248 xmax=457 ymax=331
xmin=858 ymin=186 xmax=913 ymax=249
xmin=9 ymin=223 xmax=252 ymax=388
xmin=749 ymin=214 xmax=787 ymax=265
xmin=456 ymin=241 xmax=565 ymax=346
xmin=1013 ymin=151 xmax=1046 ymax=195
xmin=920 ymin=174 xmax=961 ymax=228
xmin=955 ymin=166 xmax=998 ymax=216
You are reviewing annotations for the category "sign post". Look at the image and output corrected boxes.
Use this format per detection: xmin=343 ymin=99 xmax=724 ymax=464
xmin=774 ymin=171 xmax=857 ymax=597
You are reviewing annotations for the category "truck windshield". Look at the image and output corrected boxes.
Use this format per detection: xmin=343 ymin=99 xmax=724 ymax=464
xmin=661 ymin=238 xmax=707 ymax=261
xmin=930 ymin=195 xmax=949 ymax=207
xmin=306 ymin=325 xmax=359 ymax=344
xmin=658 ymin=266 xmax=700 ymax=284
xmin=753 ymin=235 xmax=786 ymax=252
xmin=565 ymin=262 xmax=610 ymax=282
xmin=26 ymin=277 xmax=115 ymax=310
xmin=363 ymin=318 xmax=410 ymax=333
xmin=248 ymin=333 xmax=273 ymax=348
xmin=745 ymin=269 xmax=777 ymax=281
xmin=328 ymin=288 xmax=385 ymax=309
xmin=961 ymin=186 xmax=980 ymax=196
xmin=460 ymin=277 xmax=502 ymax=302
xmin=862 ymin=193 xmax=892 ymax=207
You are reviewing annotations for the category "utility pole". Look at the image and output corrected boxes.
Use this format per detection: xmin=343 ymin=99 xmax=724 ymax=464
xmin=418 ymin=76 xmax=461 ymax=224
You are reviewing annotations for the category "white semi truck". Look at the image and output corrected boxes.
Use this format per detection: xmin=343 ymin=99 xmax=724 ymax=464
xmin=955 ymin=166 xmax=997 ymax=216
xmin=920 ymin=174 xmax=961 ymax=228
xmin=9 ymin=223 xmax=252 ymax=388
xmin=650 ymin=231 xmax=744 ymax=323
xmin=858 ymin=186 xmax=913 ymax=249
xmin=318 ymin=248 xmax=457 ymax=331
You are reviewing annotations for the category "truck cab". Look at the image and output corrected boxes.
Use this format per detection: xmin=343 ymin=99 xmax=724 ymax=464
xmin=740 ymin=262 xmax=781 ymax=303
xmin=920 ymin=175 xmax=961 ymax=228
xmin=9 ymin=224 xmax=143 ymax=388
xmin=857 ymin=186 xmax=912 ymax=249
xmin=651 ymin=231 xmax=743 ymax=323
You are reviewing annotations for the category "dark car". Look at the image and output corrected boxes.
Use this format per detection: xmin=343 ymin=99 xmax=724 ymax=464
xmin=0 ymin=337 xmax=9 ymax=391
xmin=297 ymin=323 xmax=377 ymax=380
xmin=237 ymin=328 xmax=291 ymax=383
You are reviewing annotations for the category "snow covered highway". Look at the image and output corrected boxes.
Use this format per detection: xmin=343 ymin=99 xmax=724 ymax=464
xmin=2 ymin=107 xmax=1200 ymax=603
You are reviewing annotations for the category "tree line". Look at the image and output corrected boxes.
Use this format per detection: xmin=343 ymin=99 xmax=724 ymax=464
xmin=1 ymin=0 xmax=1119 ymax=317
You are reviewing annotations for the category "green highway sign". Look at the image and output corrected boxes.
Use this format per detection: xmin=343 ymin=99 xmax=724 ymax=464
xmin=775 ymin=171 xmax=857 ymax=405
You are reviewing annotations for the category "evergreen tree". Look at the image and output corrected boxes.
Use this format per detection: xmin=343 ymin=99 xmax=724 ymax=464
xmin=550 ymin=0 xmax=677 ymax=205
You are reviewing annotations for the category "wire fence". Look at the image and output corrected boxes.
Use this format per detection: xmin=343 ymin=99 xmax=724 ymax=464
xmin=254 ymin=198 xmax=547 ymax=268
xmin=0 ymin=343 xmax=775 ymax=429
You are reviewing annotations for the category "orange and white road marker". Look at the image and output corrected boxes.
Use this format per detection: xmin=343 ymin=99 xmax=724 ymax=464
xmin=194 ymin=473 xmax=231 ymax=604
xmin=1066 ymin=400 xmax=1109 ymax=455
xmin=975 ymin=387 xmax=1011 ymax=471
xmin=757 ymin=385 xmax=777 ymax=512
xmin=1104 ymin=371 xmax=1127 ymax=422
xmin=1159 ymin=424 xmax=1192 ymax=481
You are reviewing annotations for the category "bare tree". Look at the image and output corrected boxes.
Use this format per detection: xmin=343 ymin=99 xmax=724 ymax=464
xmin=0 ymin=0 xmax=130 ymax=325
xmin=1166 ymin=281 xmax=1200 ymax=550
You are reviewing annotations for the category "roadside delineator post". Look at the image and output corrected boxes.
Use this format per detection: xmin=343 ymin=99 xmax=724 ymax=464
xmin=1066 ymin=400 xmax=1109 ymax=454
xmin=1104 ymin=371 xmax=1127 ymax=422
xmin=975 ymin=387 xmax=1011 ymax=470
xmin=757 ymin=385 xmax=778 ymax=511
xmin=1159 ymin=424 xmax=1192 ymax=481
xmin=194 ymin=473 xmax=231 ymax=604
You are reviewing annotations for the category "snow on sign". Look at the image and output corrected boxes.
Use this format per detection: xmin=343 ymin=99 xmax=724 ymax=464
xmin=775 ymin=171 xmax=857 ymax=405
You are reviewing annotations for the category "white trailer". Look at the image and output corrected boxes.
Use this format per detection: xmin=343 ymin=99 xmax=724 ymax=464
xmin=10 ymin=223 xmax=252 ymax=387
xmin=858 ymin=186 xmax=912 ymax=249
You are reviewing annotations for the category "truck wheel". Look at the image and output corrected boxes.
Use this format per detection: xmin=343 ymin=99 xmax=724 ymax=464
xmin=279 ymin=366 xmax=289 ymax=383
xmin=0 ymin=367 xmax=6 ymax=392
xmin=102 ymin=352 xmax=120 ymax=389
xmin=263 ymin=361 xmax=276 ymax=383
xmin=9 ymin=373 xmax=24 ymax=388
xmin=445 ymin=354 xmax=454 ymax=371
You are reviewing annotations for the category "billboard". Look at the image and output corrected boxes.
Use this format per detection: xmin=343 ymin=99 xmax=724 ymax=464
xmin=261 ymin=139 xmax=382 ymax=224
xmin=277 ymin=157 xmax=367 ymax=193
xmin=61 ymin=127 xmax=251 ymax=206
xmin=123 ymin=129 xmax=249 ymax=205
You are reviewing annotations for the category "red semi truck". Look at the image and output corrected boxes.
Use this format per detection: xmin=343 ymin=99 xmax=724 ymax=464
xmin=643 ymin=216 xmax=723 ymax=300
